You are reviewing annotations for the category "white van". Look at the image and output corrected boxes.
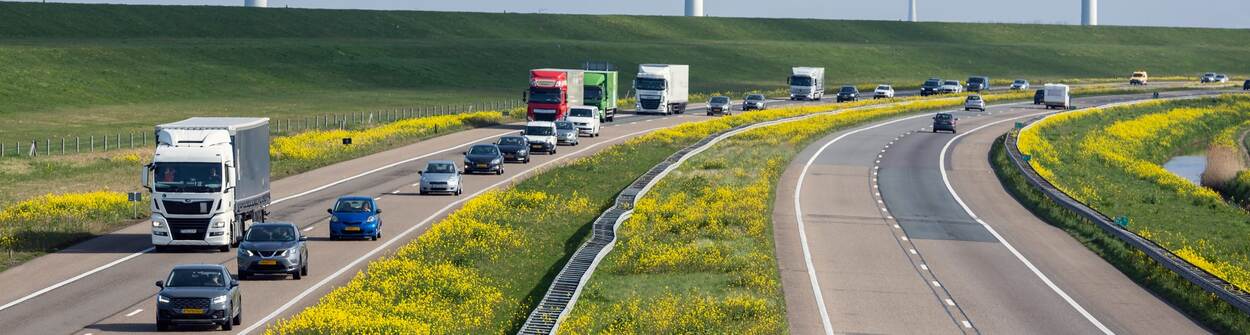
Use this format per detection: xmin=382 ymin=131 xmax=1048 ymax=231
xmin=1043 ymin=84 xmax=1070 ymax=110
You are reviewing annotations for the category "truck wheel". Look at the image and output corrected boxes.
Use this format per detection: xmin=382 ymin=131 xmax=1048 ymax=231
xmin=219 ymin=245 xmax=230 ymax=253
xmin=230 ymin=224 xmax=240 ymax=248
xmin=154 ymin=245 xmax=169 ymax=253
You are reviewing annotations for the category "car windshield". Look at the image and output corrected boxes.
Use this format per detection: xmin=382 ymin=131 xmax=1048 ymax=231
xmin=556 ymin=121 xmax=574 ymax=130
xmin=528 ymin=87 xmax=562 ymax=104
xmin=710 ymin=97 xmax=729 ymax=103
xmin=1014 ymin=80 xmax=1026 ymax=84
xmin=967 ymin=96 xmax=981 ymax=101
xmin=469 ymin=145 xmax=499 ymax=155
xmin=944 ymin=81 xmax=958 ymax=85
xmin=166 ymin=268 xmax=227 ymax=288
xmin=840 ymin=87 xmax=856 ymax=93
xmin=245 ymin=225 xmax=297 ymax=242
xmin=935 ymin=114 xmax=953 ymax=120
xmin=569 ymin=109 xmax=594 ymax=118
xmin=1133 ymin=73 xmax=1145 ymax=77
xmin=334 ymin=199 xmax=372 ymax=212
xmin=583 ymin=87 xmax=603 ymax=103
xmin=498 ymin=137 xmax=526 ymax=146
xmin=924 ymin=80 xmax=941 ymax=87
xmin=635 ymin=78 xmax=666 ymax=91
xmin=525 ymin=126 xmax=554 ymax=136
xmin=969 ymin=77 xmax=985 ymax=83
xmin=153 ymin=162 xmax=223 ymax=193
xmin=789 ymin=76 xmax=813 ymax=86
xmin=747 ymin=94 xmax=765 ymax=100
xmin=877 ymin=85 xmax=890 ymax=90
xmin=425 ymin=162 xmax=457 ymax=173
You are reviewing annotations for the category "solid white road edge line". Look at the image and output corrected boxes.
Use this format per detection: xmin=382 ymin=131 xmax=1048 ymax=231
xmin=938 ymin=111 xmax=1114 ymax=335
xmin=237 ymin=125 xmax=667 ymax=335
xmin=0 ymin=246 xmax=154 ymax=312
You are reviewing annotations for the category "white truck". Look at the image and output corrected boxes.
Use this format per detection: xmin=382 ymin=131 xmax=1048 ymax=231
xmin=141 ymin=117 xmax=271 ymax=252
xmin=789 ymin=67 xmax=825 ymax=100
xmin=634 ymin=64 xmax=689 ymax=115
xmin=1043 ymin=84 xmax=1071 ymax=110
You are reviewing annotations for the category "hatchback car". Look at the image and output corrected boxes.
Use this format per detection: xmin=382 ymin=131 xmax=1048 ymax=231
xmin=464 ymin=144 xmax=505 ymax=174
xmin=155 ymin=264 xmax=241 ymax=331
xmin=743 ymin=94 xmax=767 ymax=111
xmin=418 ymin=160 xmax=463 ymax=195
xmin=873 ymin=85 xmax=895 ymax=99
xmin=1033 ymin=89 xmax=1045 ymax=105
xmin=707 ymin=96 xmax=732 ymax=116
xmin=328 ymin=196 xmax=383 ymax=240
xmin=836 ymin=85 xmax=859 ymax=102
xmin=932 ymin=113 xmax=958 ymax=133
xmin=555 ymin=120 xmax=579 ymax=146
xmin=237 ymin=222 xmax=308 ymax=280
xmin=1010 ymin=79 xmax=1030 ymax=90
xmin=1244 ymin=80 xmax=1250 ymax=90
xmin=964 ymin=95 xmax=985 ymax=111
xmin=495 ymin=136 xmax=530 ymax=163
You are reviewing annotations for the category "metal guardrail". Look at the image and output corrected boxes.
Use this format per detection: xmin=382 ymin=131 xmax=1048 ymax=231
xmin=1004 ymin=101 xmax=1250 ymax=315
xmin=516 ymin=97 xmax=918 ymax=334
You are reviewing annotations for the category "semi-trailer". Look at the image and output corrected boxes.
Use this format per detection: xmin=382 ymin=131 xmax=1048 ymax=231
xmin=526 ymin=69 xmax=584 ymax=121
xmin=634 ymin=64 xmax=689 ymax=115
xmin=141 ymin=117 xmax=270 ymax=252
xmin=789 ymin=67 xmax=825 ymax=100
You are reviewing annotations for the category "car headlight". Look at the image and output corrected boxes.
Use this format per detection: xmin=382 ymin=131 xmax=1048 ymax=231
xmin=158 ymin=295 xmax=170 ymax=303
xmin=238 ymin=248 xmax=254 ymax=257
xmin=367 ymin=215 xmax=377 ymax=223
xmin=519 ymin=149 xmax=528 ymax=155
xmin=276 ymin=249 xmax=288 ymax=257
xmin=212 ymin=295 xmax=229 ymax=304
xmin=330 ymin=216 xmax=340 ymax=223
xmin=464 ymin=159 xmax=473 ymax=165
xmin=491 ymin=158 xmax=501 ymax=164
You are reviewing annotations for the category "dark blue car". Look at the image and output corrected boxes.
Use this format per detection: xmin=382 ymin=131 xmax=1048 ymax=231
xmin=328 ymin=196 xmax=382 ymax=241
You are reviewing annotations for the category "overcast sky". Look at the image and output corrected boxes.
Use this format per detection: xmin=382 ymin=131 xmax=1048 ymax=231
xmin=10 ymin=0 xmax=1250 ymax=28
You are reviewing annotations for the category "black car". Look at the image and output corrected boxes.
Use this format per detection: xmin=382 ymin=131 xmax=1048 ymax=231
xmin=463 ymin=144 xmax=504 ymax=175
xmin=932 ymin=113 xmax=958 ymax=133
xmin=155 ymin=264 xmax=242 ymax=331
xmin=836 ymin=86 xmax=859 ymax=103
xmin=236 ymin=222 xmax=308 ymax=280
xmin=1033 ymin=89 xmax=1045 ymax=105
xmin=966 ymin=76 xmax=990 ymax=92
xmin=1244 ymin=80 xmax=1249 ymax=90
xmin=496 ymin=136 xmax=530 ymax=163
xmin=743 ymin=94 xmax=767 ymax=110
xmin=921 ymin=78 xmax=943 ymax=96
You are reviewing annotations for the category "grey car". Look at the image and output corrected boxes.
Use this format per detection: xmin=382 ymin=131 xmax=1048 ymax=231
xmin=464 ymin=144 xmax=504 ymax=174
xmin=418 ymin=160 xmax=463 ymax=195
xmin=155 ymin=264 xmax=241 ymax=331
xmin=707 ymin=96 xmax=732 ymax=115
xmin=496 ymin=136 xmax=530 ymax=163
xmin=932 ymin=113 xmax=957 ymax=133
xmin=555 ymin=120 xmax=579 ymax=146
xmin=236 ymin=222 xmax=308 ymax=280
xmin=743 ymin=94 xmax=767 ymax=110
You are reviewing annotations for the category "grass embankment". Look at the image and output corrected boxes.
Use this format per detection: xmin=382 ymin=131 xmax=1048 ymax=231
xmin=265 ymin=93 xmax=983 ymax=333
xmin=1017 ymin=94 xmax=1250 ymax=296
xmin=3 ymin=2 xmax=1250 ymax=142
xmin=991 ymin=136 xmax=1250 ymax=333
xmin=0 ymin=110 xmax=514 ymax=271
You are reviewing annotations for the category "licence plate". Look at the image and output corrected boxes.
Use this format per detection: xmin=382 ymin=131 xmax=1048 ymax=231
xmin=259 ymin=259 xmax=277 ymax=265
xmin=345 ymin=226 xmax=361 ymax=232
xmin=505 ymin=154 xmax=514 ymax=158
xmin=476 ymin=163 xmax=488 ymax=168
xmin=531 ymin=143 xmax=542 ymax=147
xmin=180 ymin=229 xmax=196 ymax=234
xmin=182 ymin=308 xmax=205 ymax=315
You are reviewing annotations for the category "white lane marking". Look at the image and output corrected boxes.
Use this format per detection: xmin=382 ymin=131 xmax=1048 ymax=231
xmin=900 ymin=236 xmax=908 ymax=241
xmin=963 ymin=320 xmax=973 ymax=328
xmin=938 ymin=111 xmax=1114 ymax=335
xmin=932 ymin=281 xmax=942 ymax=287
xmin=373 ymin=197 xmax=383 ymax=200
xmin=239 ymin=125 xmax=670 ymax=335
xmin=920 ymin=264 xmax=929 ymax=270
xmin=125 ymin=308 xmax=143 ymax=317
xmin=909 ymin=249 xmax=918 ymax=255
xmin=0 ymin=246 xmax=154 ymax=312
xmin=945 ymin=299 xmax=955 ymax=306
xmin=302 ymin=226 xmax=315 ymax=232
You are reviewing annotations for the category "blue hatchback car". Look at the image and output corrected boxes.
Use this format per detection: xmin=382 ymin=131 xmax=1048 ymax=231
xmin=328 ymin=196 xmax=382 ymax=241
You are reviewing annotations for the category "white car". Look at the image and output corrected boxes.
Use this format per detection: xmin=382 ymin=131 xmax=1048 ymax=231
xmin=1010 ymin=79 xmax=1030 ymax=90
xmin=521 ymin=121 xmax=558 ymax=154
xmin=1215 ymin=74 xmax=1230 ymax=83
xmin=873 ymin=85 xmax=894 ymax=99
xmin=940 ymin=80 xmax=963 ymax=94
xmin=566 ymin=106 xmax=601 ymax=137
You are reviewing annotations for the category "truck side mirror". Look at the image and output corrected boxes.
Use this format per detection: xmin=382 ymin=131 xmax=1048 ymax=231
xmin=155 ymin=280 xmax=164 ymax=288
xmin=140 ymin=164 xmax=152 ymax=190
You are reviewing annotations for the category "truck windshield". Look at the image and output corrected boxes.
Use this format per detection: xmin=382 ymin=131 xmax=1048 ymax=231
xmin=528 ymin=87 xmax=562 ymax=104
xmin=525 ymin=126 xmax=554 ymax=136
xmin=634 ymin=78 xmax=666 ymax=91
xmin=245 ymin=225 xmax=297 ymax=242
xmin=789 ymin=76 xmax=813 ymax=86
xmin=166 ymin=268 xmax=227 ymax=288
xmin=968 ymin=77 xmax=985 ymax=84
xmin=570 ymin=109 xmax=594 ymax=118
xmin=153 ymin=162 xmax=223 ymax=193
xmin=584 ymin=87 xmax=603 ymax=104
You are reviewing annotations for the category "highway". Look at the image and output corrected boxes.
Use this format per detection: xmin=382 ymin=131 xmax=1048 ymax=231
xmin=0 ymin=98 xmax=815 ymax=335
xmin=773 ymin=89 xmax=1227 ymax=334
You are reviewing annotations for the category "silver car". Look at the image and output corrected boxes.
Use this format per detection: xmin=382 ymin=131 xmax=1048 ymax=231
xmin=236 ymin=222 xmax=307 ymax=280
xmin=418 ymin=160 xmax=462 ymax=195
xmin=963 ymin=95 xmax=985 ymax=111
xmin=555 ymin=120 xmax=579 ymax=146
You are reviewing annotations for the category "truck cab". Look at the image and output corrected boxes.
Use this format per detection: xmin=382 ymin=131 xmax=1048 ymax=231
xmin=582 ymin=70 xmax=618 ymax=122
xmin=526 ymin=69 xmax=583 ymax=122
xmin=142 ymin=118 xmax=269 ymax=252
xmin=789 ymin=67 xmax=825 ymax=100
xmin=634 ymin=64 xmax=689 ymax=115
xmin=1130 ymin=71 xmax=1149 ymax=85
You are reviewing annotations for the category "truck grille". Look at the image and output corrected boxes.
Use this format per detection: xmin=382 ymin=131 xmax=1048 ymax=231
xmin=790 ymin=87 xmax=808 ymax=95
xmin=170 ymin=297 xmax=210 ymax=310
xmin=167 ymin=218 xmax=211 ymax=240
xmin=163 ymin=200 xmax=213 ymax=215
xmin=639 ymin=99 xmax=661 ymax=110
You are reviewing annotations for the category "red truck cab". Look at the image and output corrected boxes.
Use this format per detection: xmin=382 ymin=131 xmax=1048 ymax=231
xmin=526 ymin=69 xmax=583 ymax=121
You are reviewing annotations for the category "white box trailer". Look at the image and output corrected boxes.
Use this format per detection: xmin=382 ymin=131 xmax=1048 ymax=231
xmin=1043 ymin=84 xmax=1071 ymax=109
xmin=789 ymin=67 xmax=825 ymax=100
xmin=634 ymin=64 xmax=689 ymax=115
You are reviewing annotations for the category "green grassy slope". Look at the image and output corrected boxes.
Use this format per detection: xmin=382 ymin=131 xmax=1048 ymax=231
xmin=0 ymin=2 xmax=1248 ymax=142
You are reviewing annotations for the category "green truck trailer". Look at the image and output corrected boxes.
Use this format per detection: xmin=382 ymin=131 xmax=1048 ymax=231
xmin=583 ymin=70 xmax=618 ymax=122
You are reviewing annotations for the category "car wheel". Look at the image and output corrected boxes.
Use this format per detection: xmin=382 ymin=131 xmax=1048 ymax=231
xmin=156 ymin=322 xmax=170 ymax=331
xmin=302 ymin=261 xmax=309 ymax=275
xmin=551 ymin=148 xmax=557 ymax=154
xmin=456 ymin=188 xmax=462 ymax=196
xmin=496 ymin=168 xmax=503 ymax=175
xmin=292 ymin=269 xmax=302 ymax=280
xmin=417 ymin=189 xmax=425 ymax=195
xmin=932 ymin=129 xmax=937 ymax=133
xmin=232 ymin=306 xmax=242 ymax=325
xmin=222 ymin=318 xmax=233 ymax=331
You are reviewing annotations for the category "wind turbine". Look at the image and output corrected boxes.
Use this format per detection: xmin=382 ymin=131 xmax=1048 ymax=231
xmin=685 ymin=0 xmax=704 ymax=16
xmin=1082 ymin=0 xmax=1098 ymax=25
xmin=908 ymin=0 xmax=917 ymax=22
